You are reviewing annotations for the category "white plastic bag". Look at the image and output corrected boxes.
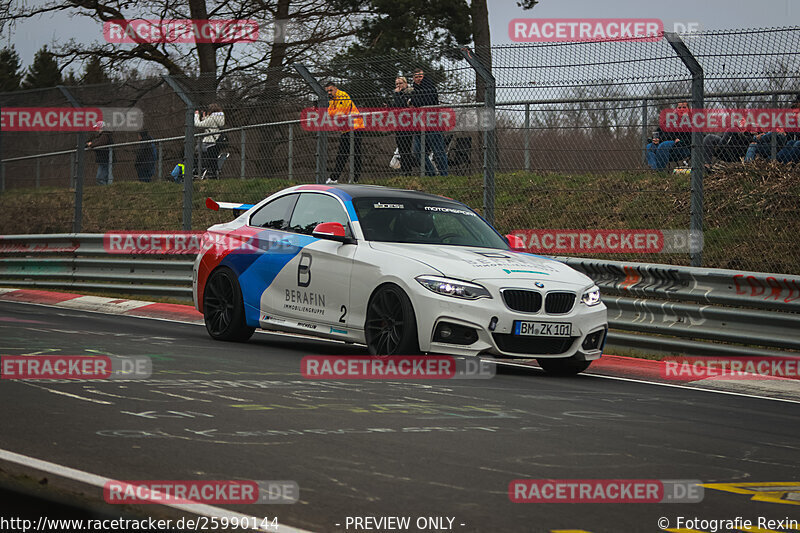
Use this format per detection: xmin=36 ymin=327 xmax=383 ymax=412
xmin=389 ymin=148 xmax=401 ymax=169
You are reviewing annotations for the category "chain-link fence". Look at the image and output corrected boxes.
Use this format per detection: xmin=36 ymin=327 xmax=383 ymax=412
xmin=2 ymin=27 xmax=799 ymax=274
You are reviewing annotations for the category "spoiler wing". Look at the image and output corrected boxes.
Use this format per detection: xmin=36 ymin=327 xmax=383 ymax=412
xmin=205 ymin=197 xmax=255 ymax=212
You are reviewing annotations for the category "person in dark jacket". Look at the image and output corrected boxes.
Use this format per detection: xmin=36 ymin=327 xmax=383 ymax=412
xmin=86 ymin=121 xmax=114 ymax=185
xmin=392 ymin=76 xmax=414 ymax=173
xmin=646 ymin=101 xmax=692 ymax=170
xmin=134 ymin=130 xmax=157 ymax=182
xmin=703 ymin=117 xmax=753 ymax=164
xmin=410 ymin=68 xmax=448 ymax=176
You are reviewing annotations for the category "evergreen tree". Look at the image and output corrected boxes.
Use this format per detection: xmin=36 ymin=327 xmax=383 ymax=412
xmin=22 ymin=45 xmax=62 ymax=89
xmin=81 ymin=56 xmax=111 ymax=85
xmin=0 ymin=46 xmax=23 ymax=92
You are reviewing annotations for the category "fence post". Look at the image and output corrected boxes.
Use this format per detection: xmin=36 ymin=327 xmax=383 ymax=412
xmin=524 ymin=102 xmax=530 ymax=172
xmin=157 ymin=141 xmax=163 ymax=181
xmin=771 ymin=93 xmax=779 ymax=160
xmin=57 ymin=85 xmax=87 ymax=233
xmin=0 ymin=162 xmax=4 ymax=192
xmin=70 ymin=152 xmax=76 ymax=189
xmin=162 ymin=75 xmax=195 ymax=231
xmin=419 ymin=128 xmax=426 ymax=177
xmin=641 ymin=99 xmax=649 ymax=167
xmin=35 ymin=157 xmax=40 ymax=188
xmin=288 ymin=124 xmax=294 ymax=181
xmin=461 ymin=48 xmax=496 ymax=225
xmin=108 ymin=146 xmax=114 ymax=184
xmin=349 ymin=128 xmax=354 ymax=183
xmin=665 ymin=32 xmax=704 ymax=267
xmin=293 ymin=64 xmax=328 ymax=184
xmin=240 ymin=128 xmax=246 ymax=180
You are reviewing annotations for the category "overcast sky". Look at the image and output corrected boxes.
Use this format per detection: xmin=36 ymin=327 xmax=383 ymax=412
xmin=5 ymin=0 xmax=799 ymax=68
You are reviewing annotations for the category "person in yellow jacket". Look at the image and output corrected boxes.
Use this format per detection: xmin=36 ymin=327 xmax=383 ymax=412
xmin=324 ymin=81 xmax=364 ymax=183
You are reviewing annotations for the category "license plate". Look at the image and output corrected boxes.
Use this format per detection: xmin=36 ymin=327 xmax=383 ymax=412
xmin=514 ymin=321 xmax=572 ymax=337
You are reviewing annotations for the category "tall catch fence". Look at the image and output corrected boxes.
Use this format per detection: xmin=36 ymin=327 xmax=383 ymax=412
xmin=1 ymin=27 xmax=799 ymax=274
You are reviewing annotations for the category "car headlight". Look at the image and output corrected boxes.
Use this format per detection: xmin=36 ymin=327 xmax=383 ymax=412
xmin=581 ymin=288 xmax=601 ymax=306
xmin=415 ymin=276 xmax=492 ymax=300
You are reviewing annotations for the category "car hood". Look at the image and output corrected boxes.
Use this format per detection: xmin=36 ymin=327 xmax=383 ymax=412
xmin=368 ymin=242 xmax=592 ymax=287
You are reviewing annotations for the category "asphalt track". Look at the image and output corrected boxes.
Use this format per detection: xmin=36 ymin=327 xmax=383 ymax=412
xmin=1 ymin=299 xmax=800 ymax=533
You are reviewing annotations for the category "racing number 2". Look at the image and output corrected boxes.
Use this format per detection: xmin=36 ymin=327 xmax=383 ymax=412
xmin=339 ymin=305 xmax=347 ymax=323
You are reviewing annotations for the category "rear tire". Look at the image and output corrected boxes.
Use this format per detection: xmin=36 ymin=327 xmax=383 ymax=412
xmin=537 ymin=357 xmax=591 ymax=376
xmin=365 ymin=284 xmax=420 ymax=355
xmin=203 ymin=267 xmax=255 ymax=342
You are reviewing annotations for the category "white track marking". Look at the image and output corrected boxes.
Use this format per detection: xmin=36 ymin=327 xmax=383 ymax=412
xmin=0 ymin=448 xmax=316 ymax=533
xmin=491 ymin=359 xmax=800 ymax=404
xmin=3 ymin=295 xmax=799 ymax=403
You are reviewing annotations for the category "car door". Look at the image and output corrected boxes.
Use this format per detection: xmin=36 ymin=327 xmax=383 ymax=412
xmin=262 ymin=192 xmax=356 ymax=333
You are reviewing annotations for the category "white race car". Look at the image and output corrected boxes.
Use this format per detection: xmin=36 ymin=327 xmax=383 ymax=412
xmin=194 ymin=184 xmax=607 ymax=374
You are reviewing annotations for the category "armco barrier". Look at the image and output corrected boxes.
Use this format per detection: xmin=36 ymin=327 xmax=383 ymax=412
xmin=0 ymin=234 xmax=797 ymax=358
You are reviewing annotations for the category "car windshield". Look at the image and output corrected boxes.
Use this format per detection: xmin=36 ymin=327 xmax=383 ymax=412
xmin=353 ymin=197 xmax=509 ymax=249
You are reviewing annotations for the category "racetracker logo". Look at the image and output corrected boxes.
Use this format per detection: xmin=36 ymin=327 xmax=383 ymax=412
xmin=103 ymin=19 xmax=259 ymax=44
xmin=301 ymin=356 xmax=495 ymax=380
xmin=1 ymin=107 xmax=143 ymax=132
xmin=301 ymin=107 xmax=458 ymax=132
xmin=103 ymin=232 xmax=301 ymax=255
xmin=1 ymin=356 xmax=151 ymax=380
xmin=660 ymin=108 xmax=800 ymax=132
xmin=509 ymin=479 xmax=703 ymax=503
xmin=103 ymin=480 xmax=298 ymax=504
xmin=509 ymin=19 xmax=663 ymax=42
xmin=510 ymin=230 xmax=703 ymax=254
xmin=662 ymin=356 xmax=800 ymax=380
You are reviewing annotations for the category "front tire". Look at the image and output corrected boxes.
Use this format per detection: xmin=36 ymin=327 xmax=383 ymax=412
xmin=537 ymin=356 xmax=591 ymax=376
xmin=203 ymin=267 xmax=255 ymax=342
xmin=365 ymin=284 xmax=420 ymax=355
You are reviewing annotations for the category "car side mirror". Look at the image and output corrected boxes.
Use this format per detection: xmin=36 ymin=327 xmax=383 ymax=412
xmin=505 ymin=234 xmax=526 ymax=252
xmin=312 ymin=222 xmax=354 ymax=244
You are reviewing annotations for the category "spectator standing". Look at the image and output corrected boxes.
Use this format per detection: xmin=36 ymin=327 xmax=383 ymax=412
xmin=646 ymin=101 xmax=692 ymax=171
xmin=194 ymin=103 xmax=225 ymax=179
xmin=411 ymin=68 xmax=448 ymax=176
xmin=134 ymin=130 xmax=157 ymax=182
xmin=86 ymin=121 xmax=114 ymax=185
xmin=392 ymin=76 xmax=414 ymax=173
xmin=324 ymin=81 xmax=364 ymax=184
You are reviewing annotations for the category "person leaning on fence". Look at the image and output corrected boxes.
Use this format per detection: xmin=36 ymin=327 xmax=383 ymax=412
xmin=410 ymin=68 xmax=448 ymax=176
xmin=646 ymin=101 xmax=692 ymax=171
xmin=134 ymin=130 xmax=157 ymax=182
xmin=324 ymin=81 xmax=364 ymax=184
xmin=194 ymin=103 xmax=225 ymax=179
xmin=86 ymin=121 xmax=114 ymax=185
xmin=392 ymin=76 xmax=414 ymax=173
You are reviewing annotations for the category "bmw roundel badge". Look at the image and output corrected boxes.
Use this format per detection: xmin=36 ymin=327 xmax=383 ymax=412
xmin=535 ymin=282 xmax=545 ymax=288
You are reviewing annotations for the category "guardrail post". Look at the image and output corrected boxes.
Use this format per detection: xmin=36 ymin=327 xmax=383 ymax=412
xmin=240 ymin=128 xmax=246 ymax=180
xmin=665 ymin=32 xmax=704 ymax=267
xmin=524 ymin=102 xmax=530 ymax=172
xmin=57 ymin=85 xmax=87 ymax=233
xmin=462 ymin=47 xmax=496 ymax=225
xmin=163 ymin=75 xmax=195 ymax=231
xmin=293 ymin=64 xmax=328 ymax=184
xmin=288 ymin=124 xmax=294 ymax=181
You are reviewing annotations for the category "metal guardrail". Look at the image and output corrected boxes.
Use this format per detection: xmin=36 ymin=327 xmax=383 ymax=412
xmin=1 ymin=234 xmax=798 ymax=358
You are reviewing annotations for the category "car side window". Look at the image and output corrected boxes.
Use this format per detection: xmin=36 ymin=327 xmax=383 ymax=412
xmin=287 ymin=193 xmax=351 ymax=236
xmin=249 ymin=194 xmax=298 ymax=230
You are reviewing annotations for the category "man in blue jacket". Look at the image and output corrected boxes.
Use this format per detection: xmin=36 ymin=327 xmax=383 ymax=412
xmin=410 ymin=69 xmax=448 ymax=176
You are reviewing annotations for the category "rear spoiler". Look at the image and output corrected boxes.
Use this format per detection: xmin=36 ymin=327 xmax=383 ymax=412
xmin=205 ymin=197 xmax=255 ymax=212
